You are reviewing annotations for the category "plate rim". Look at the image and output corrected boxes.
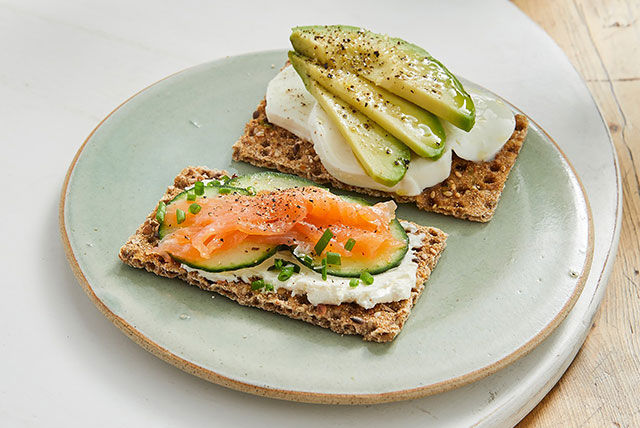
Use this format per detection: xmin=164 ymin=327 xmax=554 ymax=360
xmin=59 ymin=50 xmax=595 ymax=405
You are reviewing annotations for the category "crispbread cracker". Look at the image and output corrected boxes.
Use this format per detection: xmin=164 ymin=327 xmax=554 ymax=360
xmin=232 ymin=99 xmax=529 ymax=222
xmin=119 ymin=166 xmax=447 ymax=342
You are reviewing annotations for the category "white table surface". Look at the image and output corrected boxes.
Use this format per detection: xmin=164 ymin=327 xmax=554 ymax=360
xmin=0 ymin=1 xmax=620 ymax=426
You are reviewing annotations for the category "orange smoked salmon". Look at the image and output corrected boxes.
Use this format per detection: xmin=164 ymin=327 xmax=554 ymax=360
xmin=157 ymin=186 xmax=404 ymax=264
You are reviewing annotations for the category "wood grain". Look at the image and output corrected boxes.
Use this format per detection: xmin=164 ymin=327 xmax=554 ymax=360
xmin=513 ymin=0 xmax=640 ymax=426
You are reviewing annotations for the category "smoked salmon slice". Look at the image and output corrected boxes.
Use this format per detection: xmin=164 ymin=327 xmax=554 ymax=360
xmin=157 ymin=186 xmax=404 ymax=263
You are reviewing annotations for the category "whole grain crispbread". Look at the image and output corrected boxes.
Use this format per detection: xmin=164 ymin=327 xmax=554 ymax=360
xmin=232 ymin=99 xmax=529 ymax=222
xmin=118 ymin=166 xmax=447 ymax=342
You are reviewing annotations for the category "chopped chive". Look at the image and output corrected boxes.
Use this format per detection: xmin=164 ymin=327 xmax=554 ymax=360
xmin=278 ymin=266 xmax=294 ymax=281
xmin=288 ymin=263 xmax=301 ymax=273
xmin=206 ymin=180 xmax=217 ymax=187
xmin=194 ymin=181 xmax=204 ymax=196
xmin=314 ymin=229 xmax=334 ymax=255
xmin=326 ymin=252 xmax=341 ymax=266
xmin=268 ymin=259 xmax=288 ymax=272
xmin=219 ymin=175 xmax=230 ymax=184
xmin=186 ymin=189 xmax=196 ymax=201
xmin=303 ymin=255 xmax=313 ymax=266
xmin=155 ymin=201 xmax=166 ymax=223
xmin=344 ymin=238 xmax=356 ymax=251
xmin=251 ymin=279 xmax=265 ymax=290
xmin=246 ymin=186 xmax=257 ymax=196
xmin=265 ymin=283 xmax=274 ymax=291
xmin=349 ymin=278 xmax=359 ymax=288
xmin=321 ymin=258 xmax=327 ymax=280
xmin=176 ymin=209 xmax=186 ymax=224
xmin=219 ymin=187 xmax=232 ymax=194
xmin=189 ymin=203 xmax=201 ymax=214
xmin=360 ymin=271 xmax=374 ymax=285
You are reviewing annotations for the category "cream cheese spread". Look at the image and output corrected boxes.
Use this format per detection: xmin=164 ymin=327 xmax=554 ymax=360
xmin=182 ymin=222 xmax=425 ymax=309
xmin=265 ymin=65 xmax=516 ymax=196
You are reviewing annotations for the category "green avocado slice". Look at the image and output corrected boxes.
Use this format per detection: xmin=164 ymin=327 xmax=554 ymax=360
xmin=290 ymin=25 xmax=475 ymax=131
xmin=295 ymin=69 xmax=410 ymax=187
xmin=289 ymin=51 xmax=445 ymax=159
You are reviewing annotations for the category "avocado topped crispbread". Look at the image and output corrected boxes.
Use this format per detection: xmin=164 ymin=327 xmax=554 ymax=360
xmin=233 ymin=99 xmax=528 ymax=222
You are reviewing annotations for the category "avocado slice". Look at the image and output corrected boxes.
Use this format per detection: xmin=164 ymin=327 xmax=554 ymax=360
xmin=297 ymin=71 xmax=409 ymax=186
xmin=289 ymin=51 xmax=445 ymax=159
xmin=290 ymin=25 xmax=475 ymax=131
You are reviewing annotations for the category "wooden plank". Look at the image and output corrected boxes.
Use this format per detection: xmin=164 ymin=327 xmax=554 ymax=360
xmin=513 ymin=0 xmax=640 ymax=426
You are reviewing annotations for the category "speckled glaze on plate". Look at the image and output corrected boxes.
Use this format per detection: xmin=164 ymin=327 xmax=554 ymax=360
xmin=60 ymin=50 xmax=593 ymax=404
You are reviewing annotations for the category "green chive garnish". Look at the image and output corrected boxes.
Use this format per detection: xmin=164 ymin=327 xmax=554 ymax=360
xmin=265 ymin=283 xmax=274 ymax=291
xmin=251 ymin=279 xmax=265 ymax=290
xmin=219 ymin=187 xmax=231 ymax=194
xmin=349 ymin=278 xmax=359 ymax=288
xmin=194 ymin=181 xmax=204 ymax=196
xmin=274 ymin=259 xmax=284 ymax=270
xmin=314 ymin=229 xmax=334 ymax=255
xmin=321 ymin=258 xmax=327 ymax=280
xmin=186 ymin=189 xmax=196 ymax=201
xmin=246 ymin=186 xmax=257 ymax=196
xmin=344 ymin=238 xmax=356 ymax=251
xmin=326 ymin=252 xmax=341 ymax=265
xmin=219 ymin=175 xmax=230 ymax=184
xmin=290 ymin=263 xmax=301 ymax=273
xmin=360 ymin=271 xmax=374 ymax=285
xmin=176 ymin=209 xmax=186 ymax=224
xmin=155 ymin=201 xmax=166 ymax=223
xmin=189 ymin=203 xmax=201 ymax=214
xmin=303 ymin=255 xmax=313 ymax=266
xmin=278 ymin=266 xmax=294 ymax=281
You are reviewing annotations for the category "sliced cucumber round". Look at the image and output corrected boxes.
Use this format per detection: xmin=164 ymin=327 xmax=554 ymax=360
xmin=290 ymin=194 xmax=409 ymax=277
xmin=228 ymin=171 xmax=323 ymax=193
xmin=159 ymin=171 xmax=408 ymax=277
xmin=292 ymin=219 xmax=408 ymax=277
xmin=167 ymin=182 xmax=249 ymax=205
xmin=158 ymin=184 xmax=249 ymax=239
xmin=158 ymin=183 xmax=276 ymax=272
xmin=173 ymin=240 xmax=279 ymax=273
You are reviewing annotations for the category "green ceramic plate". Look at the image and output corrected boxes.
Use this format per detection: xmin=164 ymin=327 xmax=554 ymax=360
xmin=60 ymin=50 xmax=592 ymax=404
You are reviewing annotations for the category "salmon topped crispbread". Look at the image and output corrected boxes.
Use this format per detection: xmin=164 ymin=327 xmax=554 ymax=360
xmin=119 ymin=167 xmax=447 ymax=342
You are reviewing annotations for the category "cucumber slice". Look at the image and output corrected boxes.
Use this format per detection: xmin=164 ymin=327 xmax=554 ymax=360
xmin=231 ymin=173 xmax=409 ymax=276
xmin=159 ymin=172 xmax=408 ymax=277
xmin=291 ymin=194 xmax=409 ymax=277
xmin=158 ymin=184 xmax=276 ymax=272
xmin=227 ymin=171 xmax=322 ymax=192
xmin=158 ymin=184 xmax=249 ymax=239
xmin=293 ymin=219 xmax=408 ymax=277
xmin=173 ymin=240 xmax=279 ymax=273
xmin=290 ymin=25 xmax=475 ymax=131
xmin=167 ymin=183 xmax=248 ymax=205
xmin=289 ymin=51 xmax=446 ymax=159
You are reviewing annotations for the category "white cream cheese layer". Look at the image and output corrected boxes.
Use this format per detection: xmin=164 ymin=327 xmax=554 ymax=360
xmin=265 ymin=65 xmax=314 ymax=141
xmin=265 ymin=65 xmax=516 ymax=196
xmin=183 ymin=223 xmax=425 ymax=309
xmin=442 ymin=91 xmax=516 ymax=162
